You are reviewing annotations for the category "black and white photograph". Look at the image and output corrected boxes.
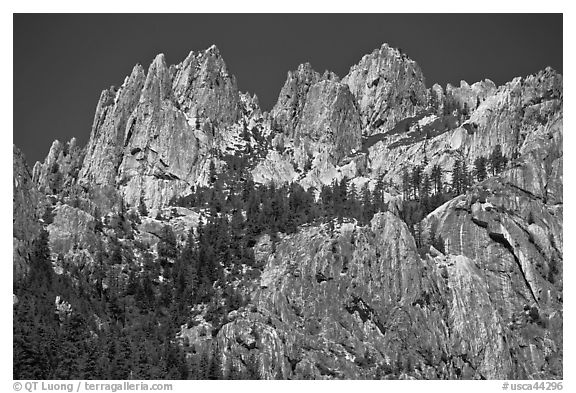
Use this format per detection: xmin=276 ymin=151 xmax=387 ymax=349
xmin=10 ymin=9 xmax=566 ymax=385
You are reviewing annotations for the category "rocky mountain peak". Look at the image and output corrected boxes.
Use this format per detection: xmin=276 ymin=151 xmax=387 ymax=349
xmin=141 ymin=53 xmax=172 ymax=104
xmin=268 ymin=60 xmax=362 ymax=171
xmin=74 ymin=45 xmax=247 ymax=211
xmin=321 ymin=70 xmax=340 ymax=82
xmin=78 ymin=60 xmax=145 ymax=187
xmin=295 ymin=62 xmax=321 ymax=78
xmin=33 ymin=137 xmax=85 ymax=195
xmin=172 ymin=44 xmax=241 ymax=126
xmin=270 ymin=62 xmax=323 ymax=136
xmin=342 ymin=42 xmax=428 ymax=134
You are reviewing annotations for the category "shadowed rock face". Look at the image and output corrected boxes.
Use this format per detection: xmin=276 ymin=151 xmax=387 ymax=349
xmin=13 ymin=145 xmax=41 ymax=278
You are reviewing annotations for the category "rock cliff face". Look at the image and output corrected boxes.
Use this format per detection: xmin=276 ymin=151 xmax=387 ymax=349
xmin=213 ymin=213 xmax=450 ymax=379
xmin=366 ymin=67 xmax=562 ymax=188
xmin=115 ymin=53 xmax=201 ymax=211
xmin=46 ymin=203 xmax=99 ymax=256
xmin=431 ymin=79 xmax=497 ymax=116
xmin=13 ymin=145 xmax=41 ymax=278
xmin=76 ymin=46 xmax=250 ymax=211
xmin=271 ymin=63 xmax=324 ymax=138
xmin=79 ymin=63 xmax=146 ymax=188
xmin=271 ymin=64 xmax=362 ymax=170
xmin=292 ymin=79 xmax=362 ymax=169
xmin=419 ymin=124 xmax=563 ymax=378
xmin=172 ymin=45 xmax=241 ymax=126
xmin=342 ymin=43 xmax=428 ymax=135
xmin=206 ymin=190 xmax=561 ymax=379
xmin=32 ymin=138 xmax=85 ymax=195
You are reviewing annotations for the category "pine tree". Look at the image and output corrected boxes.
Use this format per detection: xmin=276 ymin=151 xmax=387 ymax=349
xmin=28 ymin=229 xmax=54 ymax=290
xmin=208 ymin=353 xmax=222 ymax=380
xmin=473 ymin=156 xmax=488 ymax=182
xmin=402 ymin=169 xmax=411 ymax=200
xmin=157 ymin=225 xmax=178 ymax=260
xmin=319 ymin=184 xmax=333 ymax=218
xmin=489 ymin=144 xmax=507 ymax=175
xmin=421 ymin=173 xmax=431 ymax=204
xmin=270 ymin=185 xmax=287 ymax=234
xmin=461 ymin=162 xmax=470 ymax=192
xmin=246 ymin=190 xmax=262 ymax=245
xmin=138 ymin=196 xmax=148 ymax=217
xmin=430 ymin=164 xmax=443 ymax=195
xmin=347 ymin=183 xmax=359 ymax=218
xmin=451 ymin=157 xmax=463 ymax=194
xmin=411 ymin=165 xmax=423 ymax=199
xmin=361 ymin=183 xmax=375 ymax=223
xmin=54 ymin=313 xmax=91 ymax=379
xmin=209 ymin=160 xmax=217 ymax=184
xmin=13 ymin=296 xmax=58 ymax=379
xmin=109 ymin=333 xmax=132 ymax=379
xmin=175 ymin=229 xmax=197 ymax=303
xmin=462 ymin=102 xmax=469 ymax=119
xmin=335 ymin=178 xmax=349 ymax=216
xmin=136 ymin=273 xmax=155 ymax=311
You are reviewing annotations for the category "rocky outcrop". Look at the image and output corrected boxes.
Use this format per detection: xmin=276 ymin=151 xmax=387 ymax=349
xmin=342 ymin=43 xmax=428 ymax=135
xmin=79 ymin=63 xmax=146 ymax=187
xmin=210 ymin=190 xmax=561 ymax=379
xmin=214 ymin=107 xmax=563 ymax=378
xmin=418 ymin=111 xmax=563 ymax=378
xmin=293 ymin=79 xmax=362 ymax=169
xmin=116 ymin=53 xmax=202 ymax=211
xmin=46 ymin=203 xmax=99 ymax=256
xmin=430 ymin=79 xmax=497 ymax=116
xmin=271 ymin=63 xmax=324 ymax=137
xmin=252 ymin=150 xmax=298 ymax=185
xmin=13 ymin=145 xmax=41 ymax=278
xmin=212 ymin=214 xmax=447 ymax=379
xmin=462 ymin=67 xmax=562 ymax=163
xmin=366 ymin=68 xmax=562 ymax=188
xmin=32 ymin=138 xmax=85 ymax=195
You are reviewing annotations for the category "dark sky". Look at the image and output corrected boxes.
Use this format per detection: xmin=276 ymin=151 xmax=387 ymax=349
xmin=14 ymin=14 xmax=562 ymax=165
